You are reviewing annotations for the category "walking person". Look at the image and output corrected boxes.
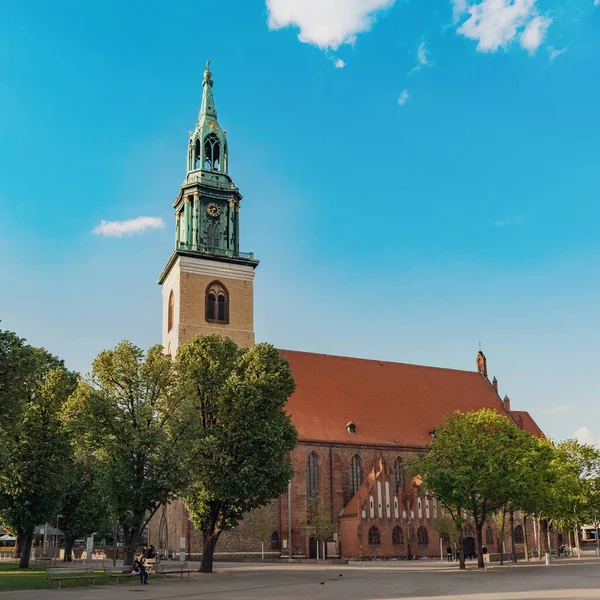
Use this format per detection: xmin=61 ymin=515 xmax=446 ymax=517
xmin=446 ymin=546 xmax=453 ymax=562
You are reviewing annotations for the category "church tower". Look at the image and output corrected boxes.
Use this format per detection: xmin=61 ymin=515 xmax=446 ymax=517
xmin=158 ymin=62 xmax=259 ymax=355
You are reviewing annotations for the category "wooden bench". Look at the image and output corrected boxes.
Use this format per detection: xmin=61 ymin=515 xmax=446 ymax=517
xmin=105 ymin=565 xmax=136 ymax=585
xmin=155 ymin=562 xmax=193 ymax=580
xmin=46 ymin=567 xmax=96 ymax=589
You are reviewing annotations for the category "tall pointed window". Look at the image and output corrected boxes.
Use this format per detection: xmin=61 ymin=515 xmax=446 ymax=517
xmin=194 ymin=138 xmax=201 ymax=170
xmin=350 ymin=455 xmax=362 ymax=498
xmin=167 ymin=291 xmax=174 ymax=332
xmin=368 ymin=526 xmax=381 ymax=545
xmin=205 ymin=281 xmax=229 ymax=324
xmin=307 ymin=453 xmax=319 ymax=506
xmin=206 ymin=221 xmax=220 ymax=251
xmin=417 ymin=526 xmax=428 ymax=545
xmin=514 ymin=525 xmax=524 ymax=544
xmin=394 ymin=458 xmax=405 ymax=491
xmin=392 ymin=526 xmax=404 ymax=545
xmin=204 ymin=133 xmax=220 ymax=171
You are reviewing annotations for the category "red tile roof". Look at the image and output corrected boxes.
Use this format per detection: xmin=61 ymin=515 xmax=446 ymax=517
xmin=510 ymin=411 xmax=544 ymax=438
xmin=279 ymin=350 xmax=516 ymax=447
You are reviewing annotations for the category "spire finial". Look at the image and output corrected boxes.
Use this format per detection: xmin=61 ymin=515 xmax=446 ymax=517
xmin=204 ymin=59 xmax=212 ymax=81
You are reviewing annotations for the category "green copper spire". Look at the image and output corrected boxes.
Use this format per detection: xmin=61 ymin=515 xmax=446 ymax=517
xmin=163 ymin=59 xmax=258 ymax=272
xmin=186 ymin=60 xmax=228 ymax=179
xmin=199 ymin=60 xmax=217 ymax=122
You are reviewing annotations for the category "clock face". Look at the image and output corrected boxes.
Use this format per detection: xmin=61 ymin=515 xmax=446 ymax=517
xmin=206 ymin=203 xmax=221 ymax=218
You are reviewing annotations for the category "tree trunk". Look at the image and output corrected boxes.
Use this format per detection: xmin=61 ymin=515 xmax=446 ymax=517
xmin=200 ymin=530 xmax=222 ymax=573
xmin=18 ymin=529 xmax=34 ymax=569
xmin=575 ymin=529 xmax=581 ymax=558
xmin=523 ymin=515 xmax=530 ymax=561
xmin=510 ymin=511 xmax=517 ymax=563
xmin=63 ymin=537 xmax=75 ymax=562
xmin=14 ymin=534 xmax=22 ymax=559
xmin=458 ymin=524 xmax=466 ymax=570
xmin=500 ymin=510 xmax=506 ymax=566
xmin=542 ymin=520 xmax=550 ymax=554
xmin=476 ymin=522 xmax=485 ymax=569
xmin=123 ymin=527 xmax=140 ymax=566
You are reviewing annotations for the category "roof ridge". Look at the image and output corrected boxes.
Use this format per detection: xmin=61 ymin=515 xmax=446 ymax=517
xmin=277 ymin=348 xmax=479 ymax=375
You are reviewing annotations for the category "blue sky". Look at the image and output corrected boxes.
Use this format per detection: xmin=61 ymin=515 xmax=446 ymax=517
xmin=1 ymin=0 xmax=599 ymax=444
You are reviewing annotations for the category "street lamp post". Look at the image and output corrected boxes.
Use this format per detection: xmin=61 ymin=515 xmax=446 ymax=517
xmin=595 ymin=511 xmax=599 ymax=557
xmin=407 ymin=513 xmax=412 ymax=560
xmin=54 ymin=515 xmax=62 ymax=548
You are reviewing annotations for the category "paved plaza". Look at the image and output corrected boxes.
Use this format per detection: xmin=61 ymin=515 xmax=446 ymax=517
xmin=3 ymin=557 xmax=600 ymax=600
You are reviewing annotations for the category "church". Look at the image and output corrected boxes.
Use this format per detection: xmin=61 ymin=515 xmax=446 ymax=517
xmin=149 ymin=63 xmax=545 ymax=561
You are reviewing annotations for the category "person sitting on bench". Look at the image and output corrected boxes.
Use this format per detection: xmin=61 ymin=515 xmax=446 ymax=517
xmin=133 ymin=554 xmax=148 ymax=584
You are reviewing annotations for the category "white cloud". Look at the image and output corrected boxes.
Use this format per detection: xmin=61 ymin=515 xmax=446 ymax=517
xmin=409 ymin=40 xmax=432 ymax=74
xmin=455 ymin=0 xmax=552 ymax=54
xmin=417 ymin=41 xmax=430 ymax=66
xmin=398 ymin=89 xmax=409 ymax=106
xmin=548 ymin=46 xmax=567 ymax=62
xmin=92 ymin=216 xmax=165 ymax=237
xmin=595 ymin=0 xmax=599 ymax=6
xmin=452 ymin=0 xmax=469 ymax=22
xmin=334 ymin=58 xmax=346 ymax=68
xmin=520 ymin=15 xmax=552 ymax=54
xmin=542 ymin=405 xmax=572 ymax=416
xmin=494 ymin=216 xmax=526 ymax=227
xmin=266 ymin=0 xmax=396 ymax=50
xmin=574 ymin=426 xmax=599 ymax=447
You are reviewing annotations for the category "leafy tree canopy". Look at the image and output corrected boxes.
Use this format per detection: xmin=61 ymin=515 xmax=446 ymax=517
xmin=412 ymin=408 xmax=534 ymax=569
xmin=0 ymin=342 xmax=76 ymax=569
xmin=177 ymin=335 xmax=297 ymax=573
xmin=64 ymin=341 xmax=187 ymax=565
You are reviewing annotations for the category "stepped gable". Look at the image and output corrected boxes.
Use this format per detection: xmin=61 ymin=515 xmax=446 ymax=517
xmin=279 ymin=349 xmax=510 ymax=447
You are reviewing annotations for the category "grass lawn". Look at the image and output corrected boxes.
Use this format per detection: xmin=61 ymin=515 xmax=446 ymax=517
xmin=0 ymin=562 xmax=113 ymax=591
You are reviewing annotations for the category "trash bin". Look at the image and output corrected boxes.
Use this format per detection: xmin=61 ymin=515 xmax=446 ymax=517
xmin=545 ymin=553 xmax=551 ymax=565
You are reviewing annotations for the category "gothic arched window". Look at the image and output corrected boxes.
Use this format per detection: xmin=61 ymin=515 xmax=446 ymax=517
xmin=204 ymin=133 xmax=220 ymax=170
xmin=394 ymin=457 xmax=405 ymax=491
xmin=349 ymin=455 xmax=362 ymax=498
xmin=206 ymin=221 xmax=220 ymax=251
xmin=514 ymin=524 xmax=524 ymax=544
xmin=392 ymin=526 xmax=404 ymax=545
xmin=417 ymin=526 xmax=428 ymax=545
xmin=158 ymin=512 xmax=168 ymax=551
xmin=205 ymin=281 xmax=229 ymax=324
xmin=368 ymin=526 xmax=381 ymax=546
xmin=167 ymin=290 xmax=174 ymax=332
xmin=194 ymin=138 xmax=201 ymax=170
xmin=307 ymin=453 xmax=319 ymax=506
xmin=486 ymin=526 xmax=494 ymax=545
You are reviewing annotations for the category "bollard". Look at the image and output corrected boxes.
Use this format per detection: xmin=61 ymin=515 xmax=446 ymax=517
xmin=545 ymin=553 xmax=551 ymax=565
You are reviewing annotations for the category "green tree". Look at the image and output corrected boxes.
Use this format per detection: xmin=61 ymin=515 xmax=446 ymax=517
xmin=304 ymin=498 xmax=336 ymax=559
xmin=177 ymin=336 xmax=297 ymax=573
xmin=56 ymin=457 xmax=109 ymax=562
xmin=0 ymin=361 xmax=76 ymax=568
xmin=493 ymin=437 xmax=555 ymax=563
xmin=429 ymin=514 xmax=459 ymax=546
xmin=542 ymin=440 xmax=600 ymax=556
xmin=247 ymin=506 xmax=276 ymax=560
xmin=412 ymin=409 xmax=534 ymax=569
xmin=65 ymin=341 xmax=186 ymax=565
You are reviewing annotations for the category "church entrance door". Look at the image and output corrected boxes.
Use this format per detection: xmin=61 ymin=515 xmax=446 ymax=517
xmin=309 ymin=538 xmax=318 ymax=559
xmin=464 ymin=537 xmax=476 ymax=559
